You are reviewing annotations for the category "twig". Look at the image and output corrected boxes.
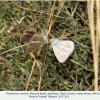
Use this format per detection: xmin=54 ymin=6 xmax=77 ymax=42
xmin=50 ymin=28 xmax=89 ymax=42
xmin=71 ymin=59 xmax=93 ymax=72
xmin=87 ymin=1 xmax=99 ymax=91
xmin=37 ymin=1 xmax=57 ymax=91
xmin=37 ymin=60 xmax=42 ymax=91
xmin=0 ymin=44 xmax=27 ymax=55
xmin=37 ymin=1 xmax=65 ymax=91
xmin=25 ymin=54 xmax=36 ymax=90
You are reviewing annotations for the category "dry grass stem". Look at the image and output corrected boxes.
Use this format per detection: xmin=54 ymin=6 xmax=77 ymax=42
xmin=87 ymin=1 xmax=99 ymax=91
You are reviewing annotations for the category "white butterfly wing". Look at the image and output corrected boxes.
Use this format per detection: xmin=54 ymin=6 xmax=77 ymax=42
xmin=51 ymin=40 xmax=74 ymax=63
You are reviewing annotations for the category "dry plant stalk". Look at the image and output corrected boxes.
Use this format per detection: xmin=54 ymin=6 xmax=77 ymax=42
xmin=96 ymin=0 xmax=100 ymax=90
xmin=37 ymin=1 xmax=57 ymax=91
xmin=87 ymin=1 xmax=99 ymax=91
xmin=0 ymin=44 xmax=27 ymax=55
xmin=37 ymin=1 xmax=65 ymax=91
xmin=25 ymin=53 xmax=36 ymax=90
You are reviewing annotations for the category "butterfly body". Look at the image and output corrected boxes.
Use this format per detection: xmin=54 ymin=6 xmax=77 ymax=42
xmin=51 ymin=40 xmax=74 ymax=63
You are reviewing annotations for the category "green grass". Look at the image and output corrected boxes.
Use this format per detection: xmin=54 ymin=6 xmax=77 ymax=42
xmin=0 ymin=1 xmax=96 ymax=91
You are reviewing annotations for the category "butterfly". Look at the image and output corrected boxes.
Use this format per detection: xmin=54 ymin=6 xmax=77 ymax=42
xmin=51 ymin=40 xmax=74 ymax=63
xmin=20 ymin=30 xmax=48 ymax=55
